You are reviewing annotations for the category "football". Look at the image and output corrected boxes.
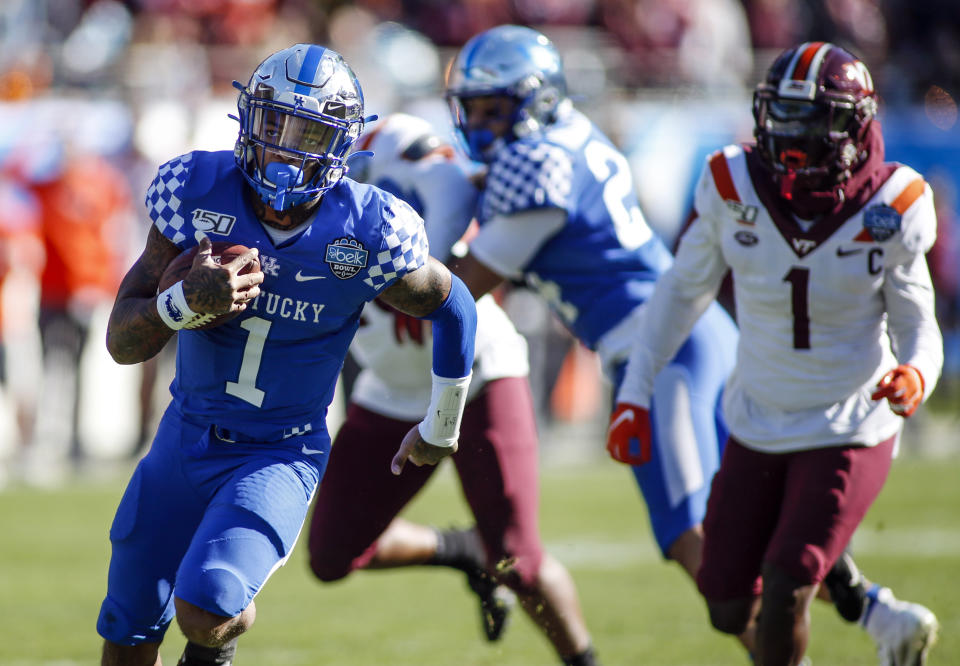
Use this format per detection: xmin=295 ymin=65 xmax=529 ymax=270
xmin=158 ymin=241 xmax=260 ymax=330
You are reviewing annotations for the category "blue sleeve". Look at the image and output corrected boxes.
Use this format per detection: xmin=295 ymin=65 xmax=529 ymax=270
xmin=144 ymin=150 xmax=228 ymax=249
xmin=360 ymin=193 xmax=430 ymax=293
xmin=423 ymin=274 xmax=477 ymax=378
xmin=145 ymin=152 xmax=198 ymax=248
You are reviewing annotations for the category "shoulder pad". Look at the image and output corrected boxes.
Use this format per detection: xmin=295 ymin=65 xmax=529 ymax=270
xmin=888 ymin=167 xmax=935 ymax=253
xmin=145 ymin=151 xmax=229 ymax=245
xmin=708 ymin=148 xmax=741 ymax=203
xmin=857 ymin=165 xmax=935 ymax=252
xmin=359 ymin=189 xmax=430 ymax=292
xmin=887 ymin=172 xmax=927 ymax=216
xmin=695 ymin=144 xmax=747 ymax=219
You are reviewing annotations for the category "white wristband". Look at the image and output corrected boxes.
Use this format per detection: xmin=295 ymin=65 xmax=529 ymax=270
xmin=418 ymin=371 xmax=472 ymax=448
xmin=156 ymin=281 xmax=200 ymax=330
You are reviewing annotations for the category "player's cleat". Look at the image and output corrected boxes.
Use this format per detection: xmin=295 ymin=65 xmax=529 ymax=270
xmin=825 ymin=550 xmax=868 ymax=622
xmin=862 ymin=585 xmax=939 ymax=666
xmin=466 ymin=567 xmax=515 ymax=642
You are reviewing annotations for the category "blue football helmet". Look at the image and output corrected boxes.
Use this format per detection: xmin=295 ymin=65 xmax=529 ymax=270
xmin=233 ymin=44 xmax=369 ymax=211
xmin=445 ymin=25 xmax=567 ymax=163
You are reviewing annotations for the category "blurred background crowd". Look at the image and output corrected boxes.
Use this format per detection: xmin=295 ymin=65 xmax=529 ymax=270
xmin=1 ymin=0 xmax=958 ymax=486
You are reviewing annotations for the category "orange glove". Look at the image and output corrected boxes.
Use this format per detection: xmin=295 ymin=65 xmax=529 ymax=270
xmin=606 ymin=402 xmax=652 ymax=466
xmin=871 ymin=364 xmax=924 ymax=417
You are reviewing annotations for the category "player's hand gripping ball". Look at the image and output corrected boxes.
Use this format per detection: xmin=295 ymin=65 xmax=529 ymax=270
xmin=158 ymin=241 xmax=261 ymax=330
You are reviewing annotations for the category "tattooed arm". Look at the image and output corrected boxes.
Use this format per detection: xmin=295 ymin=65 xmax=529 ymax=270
xmin=106 ymin=226 xmax=263 ymax=364
xmin=377 ymin=255 xmax=451 ymax=316
xmin=106 ymin=226 xmax=180 ymax=364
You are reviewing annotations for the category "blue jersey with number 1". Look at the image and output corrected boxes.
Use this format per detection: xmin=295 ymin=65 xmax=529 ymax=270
xmin=145 ymin=150 xmax=429 ymax=443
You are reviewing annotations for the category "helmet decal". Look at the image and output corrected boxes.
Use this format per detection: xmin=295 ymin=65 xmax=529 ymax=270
xmin=777 ymin=42 xmax=831 ymax=100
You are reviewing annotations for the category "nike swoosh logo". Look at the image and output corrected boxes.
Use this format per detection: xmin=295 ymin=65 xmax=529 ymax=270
xmin=836 ymin=247 xmax=864 ymax=257
xmin=295 ymin=270 xmax=327 ymax=281
xmin=301 ymin=444 xmax=326 ymax=456
xmin=608 ymin=409 xmax=635 ymax=433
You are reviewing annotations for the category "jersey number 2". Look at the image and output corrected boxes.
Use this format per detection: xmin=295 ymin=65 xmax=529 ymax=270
xmin=784 ymin=267 xmax=811 ymax=350
xmin=584 ymin=140 xmax=652 ymax=250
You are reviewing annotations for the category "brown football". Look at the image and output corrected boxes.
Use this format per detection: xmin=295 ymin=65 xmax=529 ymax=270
xmin=158 ymin=241 xmax=260 ymax=330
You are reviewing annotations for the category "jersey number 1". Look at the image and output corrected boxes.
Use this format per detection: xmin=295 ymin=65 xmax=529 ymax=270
xmin=225 ymin=316 xmax=271 ymax=406
xmin=783 ymin=267 xmax=811 ymax=350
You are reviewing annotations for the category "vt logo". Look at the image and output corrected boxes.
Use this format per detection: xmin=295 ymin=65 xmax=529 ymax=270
xmin=791 ymin=238 xmax=817 ymax=257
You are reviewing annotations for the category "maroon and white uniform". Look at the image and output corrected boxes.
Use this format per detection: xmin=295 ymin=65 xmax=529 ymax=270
xmin=621 ymin=145 xmax=942 ymax=451
xmin=618 ymin=139 xmax=943 ymax=595
xmin=308 ymin=114 xmax=546 ymax=587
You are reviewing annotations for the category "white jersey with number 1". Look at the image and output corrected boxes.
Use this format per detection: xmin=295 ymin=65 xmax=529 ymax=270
xmin=623 ymin=144 xmax=942 ymax=452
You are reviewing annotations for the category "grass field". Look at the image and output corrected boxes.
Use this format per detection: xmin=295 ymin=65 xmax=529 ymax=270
xmin=1 ymin=445 xmax=958 ymax=665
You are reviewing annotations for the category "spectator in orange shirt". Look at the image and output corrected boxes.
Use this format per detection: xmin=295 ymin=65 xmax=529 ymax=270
xmin=29 ymin=148 xmax=132 ymax=468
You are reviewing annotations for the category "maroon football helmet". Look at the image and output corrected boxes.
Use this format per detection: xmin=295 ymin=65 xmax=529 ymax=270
xmin=753 ymin=42 xmax=878 ymax=201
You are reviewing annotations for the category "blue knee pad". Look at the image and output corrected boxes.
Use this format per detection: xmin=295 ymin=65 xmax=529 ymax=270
xmin=175 ymin=509 xmax=290 ymax=617
xmin=176 ymin=564 xmax=250 ymax=619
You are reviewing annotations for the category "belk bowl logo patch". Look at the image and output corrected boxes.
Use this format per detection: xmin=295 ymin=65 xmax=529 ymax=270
xmin=325 ymin=237 xmax=368 ymax=279
xmin=863 ymin=204 xmax=901 ymax=242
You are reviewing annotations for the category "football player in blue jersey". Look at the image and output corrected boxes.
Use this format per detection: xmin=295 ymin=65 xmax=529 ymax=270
xmin=441 ymin=24 xmax=923 ymax=662
xmin=96 ymin=44 xmax=477 ymax=666
xmin=444 ymin=20 xmax=736 ymax=607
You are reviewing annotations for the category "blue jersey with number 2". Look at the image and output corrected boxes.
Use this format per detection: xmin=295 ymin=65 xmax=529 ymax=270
xmin=477 ymin=108 xmax=674 ymax=348
xmin=477 ymin=109 xmax=739 ymax=557
xmin=145 ymin=150 xmax=429 ymax=442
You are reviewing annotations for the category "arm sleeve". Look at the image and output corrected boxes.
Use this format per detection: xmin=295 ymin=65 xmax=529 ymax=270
xmin=416 ymin=158 xmax=479 ymax=263
xmin=883 ymin=186 xmax=943 ymax=398
xmin=423 ymin=273 xmax=478 ymax=379
xmin=616 ymin=197 xmax=731 ymax=407
xmin=467 ymin=207 xmax=567 ymax=279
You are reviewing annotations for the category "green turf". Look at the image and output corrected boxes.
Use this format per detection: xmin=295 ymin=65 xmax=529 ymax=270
xmin=1 ymin=452 xmax=956 ymax=665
